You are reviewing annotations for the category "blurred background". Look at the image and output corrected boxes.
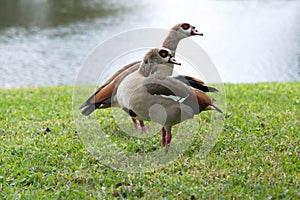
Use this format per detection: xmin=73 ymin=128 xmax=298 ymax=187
xmin=0 ymin=0 xmax=299 ymax=88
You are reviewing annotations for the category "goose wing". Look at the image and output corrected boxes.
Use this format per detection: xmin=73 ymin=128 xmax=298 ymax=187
xmin=80 ymin=61 xmax=140 ymax=115
xmin=143 ymin=74 xmax=222 ymax=114
xmin=174 ymin=75 xmax=218 ymax=93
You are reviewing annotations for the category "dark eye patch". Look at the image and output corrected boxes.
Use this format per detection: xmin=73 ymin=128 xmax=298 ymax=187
xmin=159 ymin=49 xmax=169 ymax=58
xmin=181 ymin=23 xmax=190 ymax=30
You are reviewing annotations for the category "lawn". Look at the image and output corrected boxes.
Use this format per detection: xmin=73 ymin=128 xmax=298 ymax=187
xmin=0 ymin=82 xmax=299 ymax=199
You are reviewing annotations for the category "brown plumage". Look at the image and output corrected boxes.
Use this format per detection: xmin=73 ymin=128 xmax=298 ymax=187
xmin=190 ymin=90 xmax=222 ymax=113
xmin=102 ymin=61 xmax=140 ymax=86
xmin=80 ymin=23 xmax=207 ymax=117
xmin=174 ymin=75 xmax=218 ymax=93
xmin=80 ymin=62 xmax=140 ymax=115
xmin=118 ymin=61 xmax=222 ymax=152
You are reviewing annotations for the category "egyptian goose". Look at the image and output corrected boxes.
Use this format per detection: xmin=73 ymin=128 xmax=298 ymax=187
xmin=116 ymin=48 xmax=222 ymax=152
xmin=80 ymin=23 xmax=215 ymax=131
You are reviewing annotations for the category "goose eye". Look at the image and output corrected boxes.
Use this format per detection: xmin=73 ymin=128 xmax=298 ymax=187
xmin=181 ymin=23 xmax=190 ymax=30
xmin=159 ymin=49 xmax=169 ymax=58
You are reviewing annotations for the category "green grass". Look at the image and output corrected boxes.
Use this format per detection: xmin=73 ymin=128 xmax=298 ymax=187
xmin=0 ymin=82 xmax=299 ymax=199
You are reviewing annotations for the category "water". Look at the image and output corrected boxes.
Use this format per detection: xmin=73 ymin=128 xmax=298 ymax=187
xmin=0 ymin=0 xmax=299 ymax=88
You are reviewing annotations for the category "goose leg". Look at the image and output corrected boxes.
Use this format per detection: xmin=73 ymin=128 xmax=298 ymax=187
xmin=164 ymin=131 xmax=172 ymax=153
xmin=139 ymin=120 xmax=147 ymax=133
xmin=161 ymin=127 xmax=166 ymax=147
xmin=131 ymin=118 xmax=138 ymax=132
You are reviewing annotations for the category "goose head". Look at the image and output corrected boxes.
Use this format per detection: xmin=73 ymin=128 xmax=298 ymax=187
xmin=163 ymin=23 xmax=203 ymax=53
xmin=172 ymin=23 xmax=203 ymax=38
xmin=139 ymin=48 xmax=181 ymax=77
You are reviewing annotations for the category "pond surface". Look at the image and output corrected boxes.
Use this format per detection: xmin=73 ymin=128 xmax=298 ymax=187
xmin=0 ymin=0 xmax=299 ymax=88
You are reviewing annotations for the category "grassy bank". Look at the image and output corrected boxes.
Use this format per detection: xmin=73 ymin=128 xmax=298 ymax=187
xmin=0 ymin=82 xmax=299 ymax=199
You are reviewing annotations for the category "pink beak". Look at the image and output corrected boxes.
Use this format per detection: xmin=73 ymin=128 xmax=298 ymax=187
xmin=168 ymin=57 xmax=181 ymax=65
xmin=191 ymin=27 xmax=204 ymax=36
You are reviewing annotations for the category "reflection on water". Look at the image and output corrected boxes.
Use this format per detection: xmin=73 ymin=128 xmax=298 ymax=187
xmin=0 ymin=0 xmax=299 ymax=87
xmin=0 ymin=0 xmax=127 ymax=28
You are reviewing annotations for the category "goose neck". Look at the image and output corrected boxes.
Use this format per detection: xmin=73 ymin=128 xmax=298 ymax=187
xmin=162 ymin=31 xmax=183 ymax=54
xmin=138 ymin=62 xmax=157 ymax=77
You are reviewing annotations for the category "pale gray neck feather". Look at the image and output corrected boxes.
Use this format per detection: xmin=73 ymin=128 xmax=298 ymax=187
xmin=155 ymin=64 xmax=174 ymax=76
xmin=162 ymin=31 xmax=183 ymax=54
xmin=161 ymin=31 xmax=185 ymax=75
xmin=138 ymin=61 xmax=158 ymax=77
